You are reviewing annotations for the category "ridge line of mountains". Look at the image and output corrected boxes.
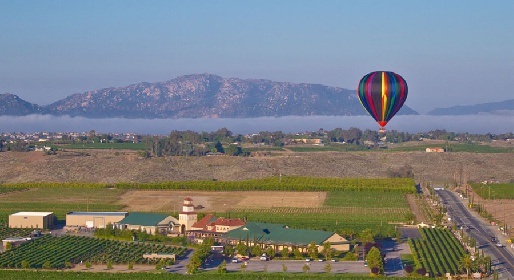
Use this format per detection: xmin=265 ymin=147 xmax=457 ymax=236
xmin=0 ymin=74 xmax=511 ymax=118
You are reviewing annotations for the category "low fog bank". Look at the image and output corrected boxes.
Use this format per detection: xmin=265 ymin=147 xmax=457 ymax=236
xmin=1 ymin=114 xmax=512 ymax=135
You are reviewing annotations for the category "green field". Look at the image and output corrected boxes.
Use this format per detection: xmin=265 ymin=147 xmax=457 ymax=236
xmin=325 ymin=191 xmax=408 ymax=208
xmin=387 ymin=143 xmax=513 ymax=153
xmin=58 ymin=142 xmax=146 ymax=150
xmin=0 ymin=188 xmax=127 ymax=223
xmin=286 ymin=144 xmax=368 ymax=152
xmin=470 ymin=183 xmax=514 ymax=199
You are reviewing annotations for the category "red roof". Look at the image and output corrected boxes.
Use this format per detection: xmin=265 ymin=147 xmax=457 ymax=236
xmin=211 ymin=218 xmax=246 ymax=227
xmin=191 ymin=214 xmax=216 ymax=229
xmin=184 ymin=197 xmax=193 ymax=201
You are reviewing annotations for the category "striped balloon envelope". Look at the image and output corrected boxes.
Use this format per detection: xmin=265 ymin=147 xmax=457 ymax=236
xmin=357 ymin=71 xmax=408 ymax=129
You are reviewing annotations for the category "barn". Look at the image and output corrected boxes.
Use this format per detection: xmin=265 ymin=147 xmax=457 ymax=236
xmin=9 ymin=212 xmax=55 ymax=229
xmin=66 ymin=212 xmax=128 ymax=228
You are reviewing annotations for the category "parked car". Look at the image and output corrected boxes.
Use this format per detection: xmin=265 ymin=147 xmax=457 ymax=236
xmin=241 ymin=256 xmax=249 ymax=261
xmin=305 ymin=258 xmax=311 ymax=262
xmin=260 ymin=253 xmax=269 ymax=261
xmin=496 ymin=243 xmax=504 ymax=247
xmin=232 ymin=257 xmax=239 ymax=263
xmin=318 ymin=259 xmax=324 ymax=262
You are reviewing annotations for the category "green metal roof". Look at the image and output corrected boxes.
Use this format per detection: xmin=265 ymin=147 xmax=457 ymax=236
xmin=118 ymin=212 xmax=169 ymax=226
xmin=222 ymin=222 xmax=334 ymax=246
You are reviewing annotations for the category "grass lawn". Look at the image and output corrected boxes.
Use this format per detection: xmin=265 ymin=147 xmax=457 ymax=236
xmin=470 ymin=183 xmax=514 ymax=199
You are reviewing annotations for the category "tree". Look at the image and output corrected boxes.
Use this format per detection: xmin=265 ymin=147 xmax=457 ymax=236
xmin=85 ymin=261 xmax=92 ymax=269
xmin=308 ymin=241 xmax=318 ymax=260
xmin=240 ymin=263 xmax=247 ymax=273
xmin=4 ymin=242 xmax=12 ymax=251
xmin=236 ymin=241 xmax=248 ymax=256
xmin=266 ymin=246 xmax=276 ymax=259
xmin=106 ymin=260 xmax=113 ymax=269
xmin=224 ymin=245 xmax=234 ymax=257
xmin=360 ymin=228 xmax=374 ymax=243
xmin=282 ymin=263 xmax=288 ymax=273
xmin=217 ymin=260 xmax=227 ymax=274
xmin=302 ymin=263 xmax=311 ymax=273
xmin=42 ymin=260 xmax=52 ymax=269
xmin=64 ymin=261 xmax=72 ymax=269
xmin=365 ymin=246 xmax=384 ymax=274
xmin=405 ymin=265 xmax=414 ymax=275
xmin=128 ymin=262 xmax=134 ymax=270
xmin=459 ymin=255 xmax=475 ymax=277
xmin=324 ymin=262 xmax=332 ymax=273
xmin=21 ymin=260 xmax=30 ymax=269
xmin=281 ymin=247 xmax=290 ymax=258
xmin=251 ymin=244 xmax=262 ymax=257
xmin=322 ymin=242 xmax=332 ymax=260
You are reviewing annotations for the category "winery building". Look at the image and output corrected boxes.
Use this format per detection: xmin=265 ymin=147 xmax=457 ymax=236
xmin=9 ymin=212 xmax=55 ymax=229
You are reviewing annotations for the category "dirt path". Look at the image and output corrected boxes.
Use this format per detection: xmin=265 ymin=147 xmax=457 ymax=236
xmin=406 ymin=194 xmax=425 ymax=223
xmin=118 ymin=190 xmax=327 ymax=212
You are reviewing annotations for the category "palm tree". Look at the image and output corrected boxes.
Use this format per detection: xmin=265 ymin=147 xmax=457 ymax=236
xmin=458 ymin=255 xmax=475 ymax=278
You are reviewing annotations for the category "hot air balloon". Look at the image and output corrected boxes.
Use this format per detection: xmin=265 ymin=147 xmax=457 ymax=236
xmin=357 ymin=71 xmax=408 ymax=131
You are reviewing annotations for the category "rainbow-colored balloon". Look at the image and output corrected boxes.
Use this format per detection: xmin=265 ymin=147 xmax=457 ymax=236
xmin=357 ymin=71 xmax=408 ymax=129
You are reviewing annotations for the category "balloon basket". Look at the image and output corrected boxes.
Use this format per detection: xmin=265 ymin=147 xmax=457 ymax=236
xmin=378 ymin=128 xmax=386 ymax=134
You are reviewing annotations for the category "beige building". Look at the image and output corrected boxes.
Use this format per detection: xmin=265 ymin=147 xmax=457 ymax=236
xmin=118 ymin=213 xmax=182 ymax=235
xmin=66 ymin=212 xmax=128 ymax=228
xmin=178 ymin=197 xmax=197 ymax=232
xmin=9 ymin=212 xmax=55 ymax=229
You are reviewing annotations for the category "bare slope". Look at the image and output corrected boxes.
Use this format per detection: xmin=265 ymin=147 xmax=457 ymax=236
xmin=0 ymin=150 xmax=512 ymax=184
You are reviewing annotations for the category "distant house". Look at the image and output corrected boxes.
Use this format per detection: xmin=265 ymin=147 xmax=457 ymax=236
xmin=117 ymin=212 xmax=181 ymax=235
xmin=426 ymin=147 xmax=445 ymax=152
xmin=221 ymin=222 xmax=349 ymax=252
xmin=9 ymin=212 xmax=55 ymax=229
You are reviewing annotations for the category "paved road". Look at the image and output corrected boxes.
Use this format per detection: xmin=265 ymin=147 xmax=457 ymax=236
xmin=383 ymin=239 xmax=410 ymax=277
xmin=437 ymin=189 xmax=514 ymax=279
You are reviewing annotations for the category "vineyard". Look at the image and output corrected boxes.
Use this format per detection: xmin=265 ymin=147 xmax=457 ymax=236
xmin=0 ymin=225 xmax=34 ymax=240
xmin=324 ymin=191 xmax=409 ymax=208
xmin=221 ymin=209 xmax=406 ymax=235
xmin=0 ymin=235 xmax=186 ymax=269
xmin=408 ymin=227 xmax=466 ymax=277
xmin=1 ymin=177 xmax=417 ymax=193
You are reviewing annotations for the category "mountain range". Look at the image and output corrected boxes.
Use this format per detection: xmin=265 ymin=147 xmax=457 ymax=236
xmin=1 ymin=74 xmax=509 ymax=118
xmin=427 ymin=99 xmax=514 ymax=115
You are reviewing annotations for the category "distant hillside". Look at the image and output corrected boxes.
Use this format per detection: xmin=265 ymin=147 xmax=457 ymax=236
xmin=1 ymin=74 xmax=419 ymax=118
xmin=428 ymin=99 xmax=514 ymax=115
xmin=0 ymin=93 xmax=45 ymax=116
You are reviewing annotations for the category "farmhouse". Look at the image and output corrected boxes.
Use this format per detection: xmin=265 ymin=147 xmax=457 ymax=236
xmin=117 ymin=212 xmax=182 ymax=235
xmin=426 ymin=147 xmax=445 ymax=152
xmin=66 ymin=212 xmax=128 ymax=228
xmin=189 ymin=214 xmax=246 ymax=242
xmin=9 ymin=212 xmax=55 ymax=229
xmin=221 ymin=222 xmax=350 ymax=252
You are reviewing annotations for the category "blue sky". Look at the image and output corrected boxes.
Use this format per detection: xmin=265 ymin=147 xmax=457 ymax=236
xmin=1 ymin=0 xmax=513 ymax=114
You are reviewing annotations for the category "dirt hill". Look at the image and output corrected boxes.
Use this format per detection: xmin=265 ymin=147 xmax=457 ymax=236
xmin=0 ymin=149 xmax=512 ymax=184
